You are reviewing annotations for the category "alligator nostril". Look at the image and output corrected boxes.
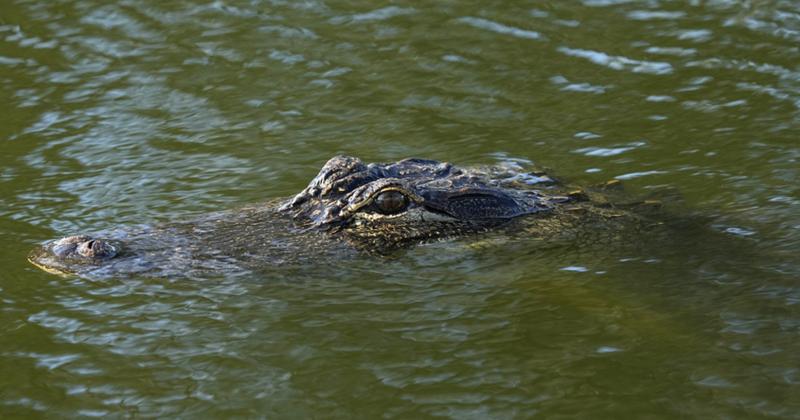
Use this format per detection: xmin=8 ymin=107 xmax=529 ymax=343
xmin=72 ymin=238 xmax=116 ymax=259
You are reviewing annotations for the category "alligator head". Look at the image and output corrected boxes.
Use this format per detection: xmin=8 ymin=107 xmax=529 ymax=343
xmin=279 ymin=155 xmax=556 ymax=249
xmin=30 ymin=156 xmax=562 ymax=274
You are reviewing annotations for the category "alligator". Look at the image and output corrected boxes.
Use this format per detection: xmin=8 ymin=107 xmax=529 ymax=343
xmin=28 ymin=155 xmax=665 ymax=278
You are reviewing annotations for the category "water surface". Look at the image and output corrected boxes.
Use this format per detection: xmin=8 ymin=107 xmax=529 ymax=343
xmin=2 ymin=0 xmax=799 ymax=417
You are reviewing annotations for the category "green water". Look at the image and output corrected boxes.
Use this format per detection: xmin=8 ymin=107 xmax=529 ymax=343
xmin=2 ymin=0 xmax=799 ymax=417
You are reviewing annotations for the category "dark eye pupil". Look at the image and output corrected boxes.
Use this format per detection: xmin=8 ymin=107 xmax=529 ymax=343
xmin=375 ymin=191 xmax=409 ymax=214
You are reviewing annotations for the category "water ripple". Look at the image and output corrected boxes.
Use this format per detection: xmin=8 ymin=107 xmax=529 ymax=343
xmin=627 ymin=10 xmax=686 ymax=21
xmin=347 ymin=6 xmax=415 ymax=23
xmin=557 ymin=47 xmax=673 ymax=75
xmin=573 ymin=141 xmax=647 ymax=157
xmin=457 ymin=17 xmax=544 ymax=41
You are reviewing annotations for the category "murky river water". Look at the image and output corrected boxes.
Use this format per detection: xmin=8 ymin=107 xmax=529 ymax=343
xmin=2 ymin=0 xmax=799 ymax=417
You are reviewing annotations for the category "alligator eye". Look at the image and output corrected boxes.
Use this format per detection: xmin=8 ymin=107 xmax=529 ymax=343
xmin=374 ymin=190 xmax=409 ymax=215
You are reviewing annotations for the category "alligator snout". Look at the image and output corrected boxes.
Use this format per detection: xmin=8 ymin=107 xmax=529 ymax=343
xmin=51 ymin=235 xmax=118 ymax=259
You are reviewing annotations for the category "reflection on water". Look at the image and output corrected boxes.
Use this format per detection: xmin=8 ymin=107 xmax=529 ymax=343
xmin=1 ymin=0 xmax=799 ymax=417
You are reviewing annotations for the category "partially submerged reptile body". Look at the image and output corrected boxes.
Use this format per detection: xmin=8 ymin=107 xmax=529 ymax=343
xmin=29 ymin=156 xmax=663 ymax=278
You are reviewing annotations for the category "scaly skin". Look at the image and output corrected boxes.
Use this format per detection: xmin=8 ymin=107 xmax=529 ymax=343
xmin=29 ymin=156 xmax=663 ymax=278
